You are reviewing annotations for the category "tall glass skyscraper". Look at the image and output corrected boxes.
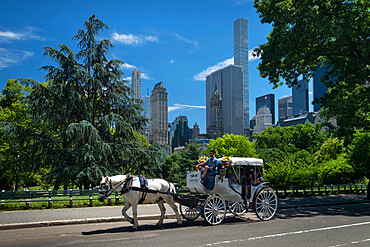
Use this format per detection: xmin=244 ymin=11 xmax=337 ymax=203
xmin=234 ymin=17 xmax=249 ymax=131
xmin=313 ymin=66 xmax=329 ymax=112
xmin=292 ymin=79 xmax=309 ymax=116
xmin=206 ymin=65 xmax=244 ymax=137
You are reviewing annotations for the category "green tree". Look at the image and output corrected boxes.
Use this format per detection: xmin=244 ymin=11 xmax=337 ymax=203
xmin=0 ymin=79 xmax=46 ymax=190
xmin=318 ymin=156 xmax=354 ymax=185
xmin=253 ymin=0 xmax=370 ymax=141
xmin=315 ymin=137 xmax=346 ymax=163
xmin=348 ymin=130 xmax=370 ymax=198
xmin=205 ymin=134 xmax=256 ymax=158
xmin=1 ymin=15 xmax=158 ymax=189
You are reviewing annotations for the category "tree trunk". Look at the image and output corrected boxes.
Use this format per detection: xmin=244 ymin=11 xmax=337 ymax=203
xmin=53 ymin=180 xmax=61 ymax=191
xmin=367 ymin=179 xmax=370 ymax=200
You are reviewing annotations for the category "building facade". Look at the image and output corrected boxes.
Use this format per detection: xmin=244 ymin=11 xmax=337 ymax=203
xmin=313 ymin=66 xmax=329 ymax=112
xmin=169 ymin=116 xmax=190 ymax=150
xmin=292 ymin=79 xmax=309 ymax=116
xmin=131 ymin=69 xmax=141 ymax=100
xmin=192 ymin=123 xmax=200 ymax=140
xmin=256 ymin=94 xmax=275 ymax=125
xmin=278 ymin=95 xmax=293 ymax=119
xmin=206 ymin=65 xmax=244 ymax=138
xmin=234 ymin=17 xmax=250 ymax=132
xmin=150 ymin=82 xmax=168 ymax=144
xmin=253 ymin=105 xmax=272 ymax=134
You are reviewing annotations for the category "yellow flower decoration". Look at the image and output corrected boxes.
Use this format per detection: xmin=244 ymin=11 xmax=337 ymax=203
xmin=221 ymin=157 xmax=232 ymax=167
xmin=198 ymin=156 xmax=208 ymax=164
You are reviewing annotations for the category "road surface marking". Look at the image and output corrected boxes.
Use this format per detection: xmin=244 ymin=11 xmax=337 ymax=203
xmin=204 ymin=221 xmax=370 ymax=246
xmin=329 ymin=238 xmax=370 ymax=247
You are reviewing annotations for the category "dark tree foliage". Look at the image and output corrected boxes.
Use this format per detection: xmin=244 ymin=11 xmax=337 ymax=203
xmin=253 ymin=0 xmax=369 ymax=142
xmin=1 ymin=15 xmax=162 ymax=189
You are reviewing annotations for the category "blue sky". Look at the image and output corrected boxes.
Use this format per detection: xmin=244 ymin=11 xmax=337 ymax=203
xmin=0 ymin=0 xmax=313 ymax=133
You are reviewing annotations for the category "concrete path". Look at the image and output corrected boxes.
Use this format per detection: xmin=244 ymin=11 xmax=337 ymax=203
xmin=0 ymin=193 xmax=368 ymax=230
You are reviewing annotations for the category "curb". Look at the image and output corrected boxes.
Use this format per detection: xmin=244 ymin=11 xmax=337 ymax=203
xmin=1 ymin=200 xmax=368 ymax=231
xmin=0 ymin=214 xmax=178 ymax=231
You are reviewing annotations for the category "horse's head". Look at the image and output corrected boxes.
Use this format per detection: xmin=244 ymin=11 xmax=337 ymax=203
xmin=97 ymin=176 xmax=111 ymax=202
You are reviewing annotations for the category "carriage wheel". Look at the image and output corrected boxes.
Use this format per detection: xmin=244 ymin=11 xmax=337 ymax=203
xmin=228 ymin=201 xmax=247 ymax=216
xmin=254 ymin=186 xmax=278 ymax=221
xmin=180 ymin=204 xmax=201 ymax=221
xmin=203 ymin=195 xmax=226 ymax=225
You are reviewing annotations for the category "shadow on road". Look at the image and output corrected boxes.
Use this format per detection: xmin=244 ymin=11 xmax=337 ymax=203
xmin=277 ymin=203 xmax=370 ymax=219
xmin=81 ymin=216 xmax=256 ymax=235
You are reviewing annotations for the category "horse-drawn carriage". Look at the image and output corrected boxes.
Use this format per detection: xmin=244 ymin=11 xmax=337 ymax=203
xmin=178 ymin=157 xmax=278 ymax=225
xmin=98 ymin=157 xmax=277 ymax=229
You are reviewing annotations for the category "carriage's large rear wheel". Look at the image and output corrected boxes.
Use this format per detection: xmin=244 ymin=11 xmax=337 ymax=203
xmin=228 ymin=201 xmax=247 ymax=216
xmin=254 ymin=186 xmax=277 ymax=221
xmin=180 ymin=204 xmax=201 ymax=221
xmin=203 ymin=195 xmax=226 ymax=225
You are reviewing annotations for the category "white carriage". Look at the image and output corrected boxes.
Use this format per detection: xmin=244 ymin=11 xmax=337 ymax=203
xmin=179 ymin=157 xmax=278 ymax=225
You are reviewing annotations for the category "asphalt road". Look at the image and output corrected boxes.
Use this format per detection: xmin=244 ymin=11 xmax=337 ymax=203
xmin=1 ymin=203 xmax=369 ymax=247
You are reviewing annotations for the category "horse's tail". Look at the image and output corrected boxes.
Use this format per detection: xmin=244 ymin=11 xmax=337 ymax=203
xmin=169 ymin=182 xmax=177 ymax=195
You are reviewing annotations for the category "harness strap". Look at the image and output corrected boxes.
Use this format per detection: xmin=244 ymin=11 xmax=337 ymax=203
xmin=138 ymin=175 xmax=148 ymax=204
xmin=121 ymin=174 xmax=133 ymax=194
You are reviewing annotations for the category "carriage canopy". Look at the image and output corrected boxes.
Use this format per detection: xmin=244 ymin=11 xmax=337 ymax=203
xmin=224 ymin=157 xmax=263 ymax=166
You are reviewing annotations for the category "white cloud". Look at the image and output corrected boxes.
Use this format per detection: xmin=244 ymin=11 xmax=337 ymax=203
xmin=193 ymin=48 xmax=261 ymax=81
xmin=172 ymin=32 xmax=199 ymax=49
xmin=120 ymin=62 xmax=136 ymax=69
xmin=0 ymin=48 xmax=34 ymax=69
xmin=123 ymin=76 xmax=131 ymax=81
xmin=112 ymin=32 xmax=158 ymax=45
xmin=193 ymin=57 xmax=234 ymax=81
xmin=170 ymin=59 xmax=175 ymax=64
xmin=141 ymin=73 xmax=151 ymax=80
xmin=168 ymin=103 xmax=206 ymax=112
xmin=0 ymin=26 xmax=44 ymax=43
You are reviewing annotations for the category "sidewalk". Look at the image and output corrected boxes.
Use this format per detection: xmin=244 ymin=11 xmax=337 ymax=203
xmin=0 ymin=193 xmax=368 ymax=230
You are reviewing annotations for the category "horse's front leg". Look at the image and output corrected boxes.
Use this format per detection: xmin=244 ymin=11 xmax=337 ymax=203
xmin=156 ymin=199 xmax=166 ymax=227
xmin=165 ymin=198 xmax=182 ymax=225
xmin=132 ymin=203 xmax=139 ymax=230
xmin=121 ymin=201 xmax=133 ymax=225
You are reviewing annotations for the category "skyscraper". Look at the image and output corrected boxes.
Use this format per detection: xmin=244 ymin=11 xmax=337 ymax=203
xmin=206 ymin=65 xmax=244 ymax=137
xmin=131 ymin=69 xmax=141 ymax=100
xmin=192 ymin=123 xmax=200 ymax=140
xmin=254 ymin=106 xmax=272 ymax=134
xmin=256 ymin=94 xmax=275 ymax=125
xmin=292 ymin=79 xmax=309 ymax=116
xmin=169 ymin=116 xmax=190 ymax=150
xmin=278 ymin=96 xmax=293 ymax=119
xmin=234 ymin=17 xmax=249 ymax=131
xmin=150 ymin=82 xmax=168 ymax=145
xmin=313 ymin=66 xmax=329 ymax=112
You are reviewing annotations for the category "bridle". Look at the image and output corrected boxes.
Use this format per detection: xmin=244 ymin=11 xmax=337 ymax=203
xmin=99 ymin=175 xmax=133 ymax=197
xmin=100 ymin=177 xmax=125 ymax=197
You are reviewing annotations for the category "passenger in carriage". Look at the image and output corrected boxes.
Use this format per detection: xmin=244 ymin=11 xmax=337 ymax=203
xmin=195 ymin=156 xmax=208 ymax=172
xmin=243 ymin=172 xmax=260 ymax=199
xmin=198 ymin=150 xmax=219 ymax=179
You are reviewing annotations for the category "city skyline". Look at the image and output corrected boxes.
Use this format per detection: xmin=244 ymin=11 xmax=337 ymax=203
xmin=0 ymin=0 xmax=314 ymax=134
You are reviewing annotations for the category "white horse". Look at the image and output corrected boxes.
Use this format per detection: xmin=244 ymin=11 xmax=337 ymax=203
xmin=97 ymin=175 xmax=182 ymax=230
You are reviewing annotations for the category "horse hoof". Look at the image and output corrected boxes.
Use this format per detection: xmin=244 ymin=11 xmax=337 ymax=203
xmin=155 ymin=224 xmax=163 ymax=228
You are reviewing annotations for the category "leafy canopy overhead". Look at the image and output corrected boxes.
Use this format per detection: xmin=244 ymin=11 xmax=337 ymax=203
xmin=253 ymin=0 xmax=369 ymax=140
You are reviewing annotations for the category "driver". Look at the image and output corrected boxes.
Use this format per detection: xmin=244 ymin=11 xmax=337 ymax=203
xmin=198 ymin=150 xmax=219 ymax=179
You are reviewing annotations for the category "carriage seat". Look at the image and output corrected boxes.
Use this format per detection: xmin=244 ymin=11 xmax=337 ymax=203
xmin=202 ymin=173 xmax=216 ymax=191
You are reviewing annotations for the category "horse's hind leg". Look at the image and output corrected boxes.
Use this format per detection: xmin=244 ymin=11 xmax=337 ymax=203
xmin=122 ymin=202 xmax=134 ymax=225
xmin=132 ymin=203 xmax=139 ymax=230
xmin=156 ymin=199 xmax=166 ymax=227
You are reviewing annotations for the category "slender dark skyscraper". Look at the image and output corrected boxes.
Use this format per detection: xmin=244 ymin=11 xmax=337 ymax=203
xmin=234 ymin=17 xmax=249 ymax=131
xmin=313 ymin=66 xmax=329 ymax=112
xmin=292 ymin=79 xmax=309 ymax=115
